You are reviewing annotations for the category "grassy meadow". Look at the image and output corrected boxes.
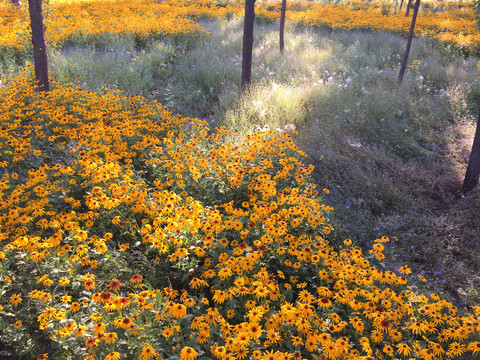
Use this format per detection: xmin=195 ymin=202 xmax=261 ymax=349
xmin=1 ymin=0 xmax=480 ymax=359
xmin=48 ymin=17 xmax=480 ymax=302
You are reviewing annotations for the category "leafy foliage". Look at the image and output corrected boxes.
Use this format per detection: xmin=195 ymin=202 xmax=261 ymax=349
xmin=1 ymin=1 xmax=480 ymax=360
xmin=0 ymin=70 xmax=480 ymax=360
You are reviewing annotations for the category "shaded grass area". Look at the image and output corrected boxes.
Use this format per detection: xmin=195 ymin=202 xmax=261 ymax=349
xmin=3 ymin=18 xmax=480 ymax=303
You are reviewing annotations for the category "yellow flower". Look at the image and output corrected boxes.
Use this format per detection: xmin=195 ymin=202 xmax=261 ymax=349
xmin=418 ymin=274 xmax=427 ymax=282
xmin=9 ymin=294 xmax=22 ymax=306
xmin=322 ymin=340 xmax=338 ymax=359
xmin=382 ymin=344 xmax=393 ymax=357
xmin=84 ymin=280 xmax=95 ymax=290
xmin=398 ymin=265 xmax=412 ymax=275
xmin=58 ymin=277 xmax=70 ymax=286
xmin=13 ymin=321 xmax=22 ymax=328
xmin=130 ymin=274 xmax=143 ymax=284
xmin=396 ymin=343 xmax=412 ymax=356
xmin=85 ymin=337 xmax=98 ymax=349
xmin=408 ymin=320 xmax=427 ymax=335
xmin=254 ymin=286 xmax=268 ymax=298
xmin=75 ymin=326 xmax=88 ymax=338
xmin=119 ymin=243 xmax=129 ymax=251
xmin=468 ymin=341 xmax=480 ymax=356
xmin=93 ymin=322 xmax=106 ymax=334
xmin=247 ymin=323 xmax=262 ymax=339
xmin=104 ymin=332 xmax=118 ymax=345
xmin=107 ymin=279 xmax=121 ymax=291
xmin=180 ymin=346 xmax=198 ymax=360
xmin=169 ymin=303 xmax=187 ymax=318
xmin=105 ymin=352 xmax=120 ymax=360
xmin=318 ymin=296 xmax=333 ymax=309
xmin=448 ymin=342 xmax=464 ymax=357
xmin=60 ymin=295 xmax=72 ymax=304
xmin=70 ymin=302 xmax=81 ymax=312
xmin=183 ymin=297 xmax=196 ymax=308
xmin=139 ymin=344 xmax=157 ymax=360
xmin=118 ymin=317 xmax=133 ymax=329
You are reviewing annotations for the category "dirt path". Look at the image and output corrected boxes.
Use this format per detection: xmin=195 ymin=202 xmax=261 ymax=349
xmin=430 ymin=119 xmax=480 ymax=305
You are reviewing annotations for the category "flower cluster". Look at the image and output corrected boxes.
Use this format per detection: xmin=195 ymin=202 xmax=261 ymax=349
xmin=289 ymin=1 xmax=480 ymax=55
xmin=0 ymin=0 xmax=205 ymax=62
xmin=0 ymin=70 xmax=480 ymax=360
xmin=0 ymin=0 xmax=479 ymax=59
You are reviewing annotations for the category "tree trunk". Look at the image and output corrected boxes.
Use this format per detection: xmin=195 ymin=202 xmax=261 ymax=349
xmin=241 ymin=0 xmax=256 ymax=91
xmin=477 ymin=0 xmax=480 ymax=22
xmin=11 ymin=0 xmax=21 ymax=6
xmin=405 ymin=0 xmax=413 ymax=16
xmin=398 ymin=0 xmax=421 ymax=84
xmin=28 ymin=0 xmax=49 ymax=92
xmin=462 ymin=110 xmax=480 ymax=194
xmin=399 ymin=0 xmax=404 ymax=11
xmin=279 ymin=0 xmax=287 ymax=52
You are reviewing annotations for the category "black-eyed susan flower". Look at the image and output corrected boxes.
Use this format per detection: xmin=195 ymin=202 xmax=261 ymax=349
xmin=468 ymin=341 xmax=480 ymax=355
xmin=105 ymin=352 xmax=120 ymax=360
xmin=322 ymin=340 xmax=338 ymax=359
xmin=9 ymin=294 xmax=22 ymax=306
xmin=13 ymin=321 xmax=22 ymax=329
xmin=104 ymin=332 xmax=118 ymax=345
xmin=107 ymin=279 xmax=121 ymax=291
xmin=396 ymin=343 xmax=411 ymax=356
xmin=139 ymin=344 xmax=157 ymax=360
xmin=180 ymin=346 xmax=198 ymax=360
xmin=448 ymin=342 xmax=464 ymax=357
xmin=84 ymin=280 xmax=95 ymax=291
xmin=378 ymin=319 xmax=391 ymax=332
xmin=58 ymin=277 xmax=70 ymax=286
xmin=85 ymin=337 xmax=98 ymax=349
xmin=69 ymin=302 xmax=81 ymax=313
xmin=170 ymin=303 xmax=187 ymax=318
xmin=130 ymin=274 xmax=143 ymax=284
xmin=318 ymin=297 xmax=332 ymax=308
xmin=247 ymin=323 xmax=262 ymax=339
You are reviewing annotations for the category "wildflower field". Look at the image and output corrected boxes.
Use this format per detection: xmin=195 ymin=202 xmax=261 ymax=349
xmin=2 ymin=0 xmax=480 ymax=359
xmin=0 ymin=0 xmax=479 ymax=63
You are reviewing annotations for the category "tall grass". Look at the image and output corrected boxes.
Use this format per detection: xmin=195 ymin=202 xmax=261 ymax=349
xmin=46 ymin=18 xmax=480 ymax=302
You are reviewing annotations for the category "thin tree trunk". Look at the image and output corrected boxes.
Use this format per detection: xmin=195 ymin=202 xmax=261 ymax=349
xmin=399 ymin=0 xmax=404 ymax=11
xmin=28 ymin=0 xmax=49 ymax=92
xmin=241 ymin=0 xmax=256 ymax=91
xmin=477 ymin=0 xmax=480 ymax=21
xmin=405 ymin=0 xmax=413 ymax=16
xmin=279 ymin=0 xmax=287 ymax=53
xmin=462 ymin=110 xmax=480 ymax=194
xmin=398 ymin=0 xmax=421 ymax=84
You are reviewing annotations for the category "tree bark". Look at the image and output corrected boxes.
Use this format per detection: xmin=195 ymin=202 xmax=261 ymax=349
xmin=399 ymin=0 xmax=404 ymax=11
xmin=241 ymin=0 xmax=256 ymax=91
xmin=28 ymin=0 xmax=50 ymax=92
xmin=279 ymin=0 xmax=287 ymax=53
xmin=477 ymin=0 xmax=480 ymax=23
xmin=398 ymin=0 xmax=421 ymax=84
xmin=462 ymin=110 xmax=480 ymax=194
xmin=405 ymin=0 xmax=413 ymax=16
